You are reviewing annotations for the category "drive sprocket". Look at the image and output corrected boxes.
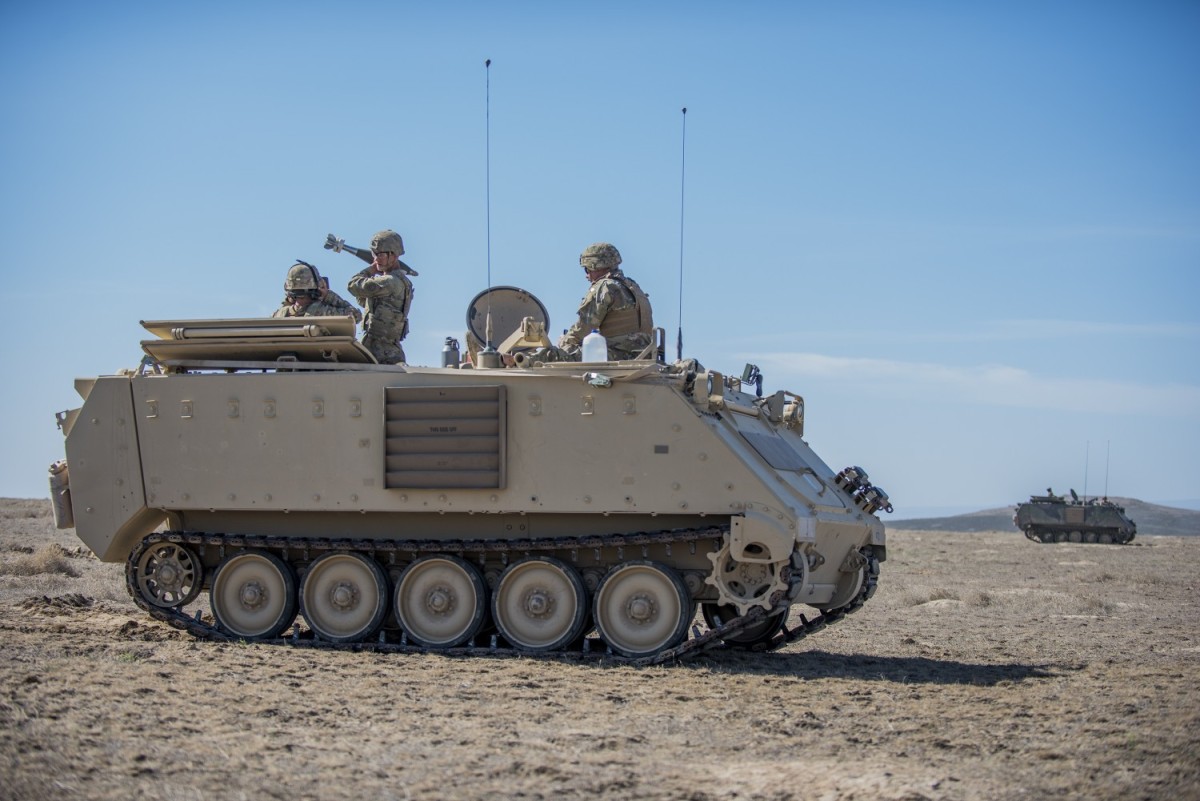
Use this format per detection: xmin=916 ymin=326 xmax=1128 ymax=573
xmin=703 ymin=536 xmax=789 ymax=615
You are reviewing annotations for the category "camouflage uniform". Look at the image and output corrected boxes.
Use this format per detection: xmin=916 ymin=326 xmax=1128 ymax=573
xmin=319 ymin=288 xmax=363 ymax=323
xmin=272 ymin=299 xmax=350 ymax=318
xmin=559 ymin=243 xmax=654 ymax=361
xmin=273 ymin=262 xmax=349 ymax=319
xmin=347 ymin=230 xmax=413 ymax=365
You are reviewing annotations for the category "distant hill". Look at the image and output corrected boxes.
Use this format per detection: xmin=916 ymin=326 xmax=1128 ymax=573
xmin=887 ymin=497 xmax=1200 ymax=537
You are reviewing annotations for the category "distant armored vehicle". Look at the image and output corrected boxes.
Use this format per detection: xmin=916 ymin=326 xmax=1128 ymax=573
xmin=48 ymin=291 xmax=891 ymax=663
xmin=1013 ymin=489 xmax=1136 ymax=544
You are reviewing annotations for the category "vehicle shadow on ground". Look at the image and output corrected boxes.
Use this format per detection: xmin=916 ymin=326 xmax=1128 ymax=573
xmin=689 ymin=649 xmax=1063 ymax=685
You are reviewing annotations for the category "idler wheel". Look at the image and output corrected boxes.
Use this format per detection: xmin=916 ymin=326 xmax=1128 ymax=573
xmin=492 ymin=557 xmax=589 ymax=652
xmin=701 ymin=602 xmax=786 ymax=647
xmin=300 ymin=552 xmax=388 ymax=643
xmin=593 ymin=561 xmax=690 ymax=659
xmin=210 ymin=550 xmax=297 ymax=640
xmin=131 ymin=542 xmax=203 ymax=608
xmin=395 ymin=555 xmax=488 ymax=648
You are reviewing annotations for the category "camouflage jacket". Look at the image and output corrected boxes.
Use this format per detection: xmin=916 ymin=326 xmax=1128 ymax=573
xmin=271 ymin=299 xmax=351 ymax=318
xmin=347 ymin=267 xmax=413 ymax=342
xmin=319 ymin=288 xmax=363 ymax=322
xmin=559 ymin=269 xmax=654 ymax=359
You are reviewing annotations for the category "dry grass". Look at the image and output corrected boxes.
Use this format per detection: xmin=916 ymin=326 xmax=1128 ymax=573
xmin=0 ymin=502 xmax=1198 ymax=801
xmin=0 ymin=499 xmax=49 ymax=520
xmin=965 ymin=590 xmax=994 ymax=607
xmin=0 ymin=503 xmax=126 ymax=605
xmin=0 ymin=543 xmax=82 ymax=578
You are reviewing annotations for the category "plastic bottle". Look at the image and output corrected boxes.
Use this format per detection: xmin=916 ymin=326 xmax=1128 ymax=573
xmin=581 ymin=329 xmax=607 ymax=362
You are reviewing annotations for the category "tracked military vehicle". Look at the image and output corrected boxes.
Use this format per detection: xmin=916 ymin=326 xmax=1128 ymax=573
xmin=48 ymin=291 xmax=891 ymax=663
xmin=1013 ymin=489 xmax=1136 ymax=544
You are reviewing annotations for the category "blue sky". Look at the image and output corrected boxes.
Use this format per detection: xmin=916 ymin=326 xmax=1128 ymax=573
xmin=3 ymin=1 xmax=1198 ymax=516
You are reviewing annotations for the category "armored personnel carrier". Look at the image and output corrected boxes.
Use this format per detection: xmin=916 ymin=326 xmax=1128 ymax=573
xmin=48 ymin=294 xmax=891 ymax=663
xmin=1013 ymin=489 xmax=1136 ymax=544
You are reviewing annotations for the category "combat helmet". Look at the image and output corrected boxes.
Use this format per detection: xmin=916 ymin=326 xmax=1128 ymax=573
xmin=580 ymin=242 xmax=621 ymax=271
xmin=370 ymin=229 xmax=405 ymax=255
xmin=284 ymin=261 xmax=322 ymax=300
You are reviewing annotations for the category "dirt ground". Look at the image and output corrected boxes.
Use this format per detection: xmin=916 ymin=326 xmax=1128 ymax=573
xmin=1 ymin=498 xmax=1197 ymax=801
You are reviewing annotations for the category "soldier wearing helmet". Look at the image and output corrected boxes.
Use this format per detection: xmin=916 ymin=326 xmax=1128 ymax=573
xmin=273 ymin=262 xmax=350 ymax=319
xmin=558 ymin=242 xmax=654 ymax=360
xmin=347 ymin=229 xmax=415 ymax=365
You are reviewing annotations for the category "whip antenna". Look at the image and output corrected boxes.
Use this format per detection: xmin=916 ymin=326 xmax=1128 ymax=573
xmin=472 ymin=57 xmax=500 ymax=368
xmin=1104 ymin=440 xmax=1111 ymax=498
xmin=1083 ymin=440 xmax=1090 ymax=502
xmin=676 ymin=106 xmax=687 ymax=361
xmin=485 ymin=58 xmax=493 ymax=346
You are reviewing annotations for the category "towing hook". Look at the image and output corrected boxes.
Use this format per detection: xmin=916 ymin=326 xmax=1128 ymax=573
xmin=859 ymin=485 xmax=893 ymax=515
xmin=835 ymin=466 xmax=869 ymax=493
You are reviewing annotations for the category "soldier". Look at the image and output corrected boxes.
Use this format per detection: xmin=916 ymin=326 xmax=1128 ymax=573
xmin=558 ymin=243 xmax=654 ymax=361
xmin=318 ymin=276 xmax=363 ymax=323
xmin=273 ymin=262 xmax=349 ymax=318
xmin=347 ymin=229 xmax=414 ymax=365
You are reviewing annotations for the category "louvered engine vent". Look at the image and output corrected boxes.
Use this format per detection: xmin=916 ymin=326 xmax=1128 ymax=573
xmin=384 ymin=385 xmax=506 ymax=489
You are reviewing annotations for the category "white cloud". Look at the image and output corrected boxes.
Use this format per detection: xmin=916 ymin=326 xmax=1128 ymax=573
xmin=742 ymin=319 xmax=1200 ymax=348
xmin=978 ymin=319 xmax=1200 ymax=341
xmin=753 ymin=352 xmax=1200 ymax=417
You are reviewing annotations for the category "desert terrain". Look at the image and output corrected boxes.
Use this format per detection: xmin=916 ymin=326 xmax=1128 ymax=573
xmin=1 ymin=497 xmax=1197 ymax=801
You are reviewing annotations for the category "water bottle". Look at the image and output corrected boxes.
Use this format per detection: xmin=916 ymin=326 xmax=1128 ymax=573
xmin=581 ymin=329 xmax=607 ymax=362
xmin=441 ymin=337 xmax=461 ymax=368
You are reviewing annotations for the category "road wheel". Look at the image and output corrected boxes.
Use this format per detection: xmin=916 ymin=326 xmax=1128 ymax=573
xmin=395 ymin=556 xmax=488 ymax=648
xmin=492 ymin=557 xmax=589 ymax=652
xmin=593 ymin=561 xmax=691 ymax=658
xmin=300 ymin=552 xmax=388 ymax=643
xmin=211 ymin=550 xmax=297 ymax=640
